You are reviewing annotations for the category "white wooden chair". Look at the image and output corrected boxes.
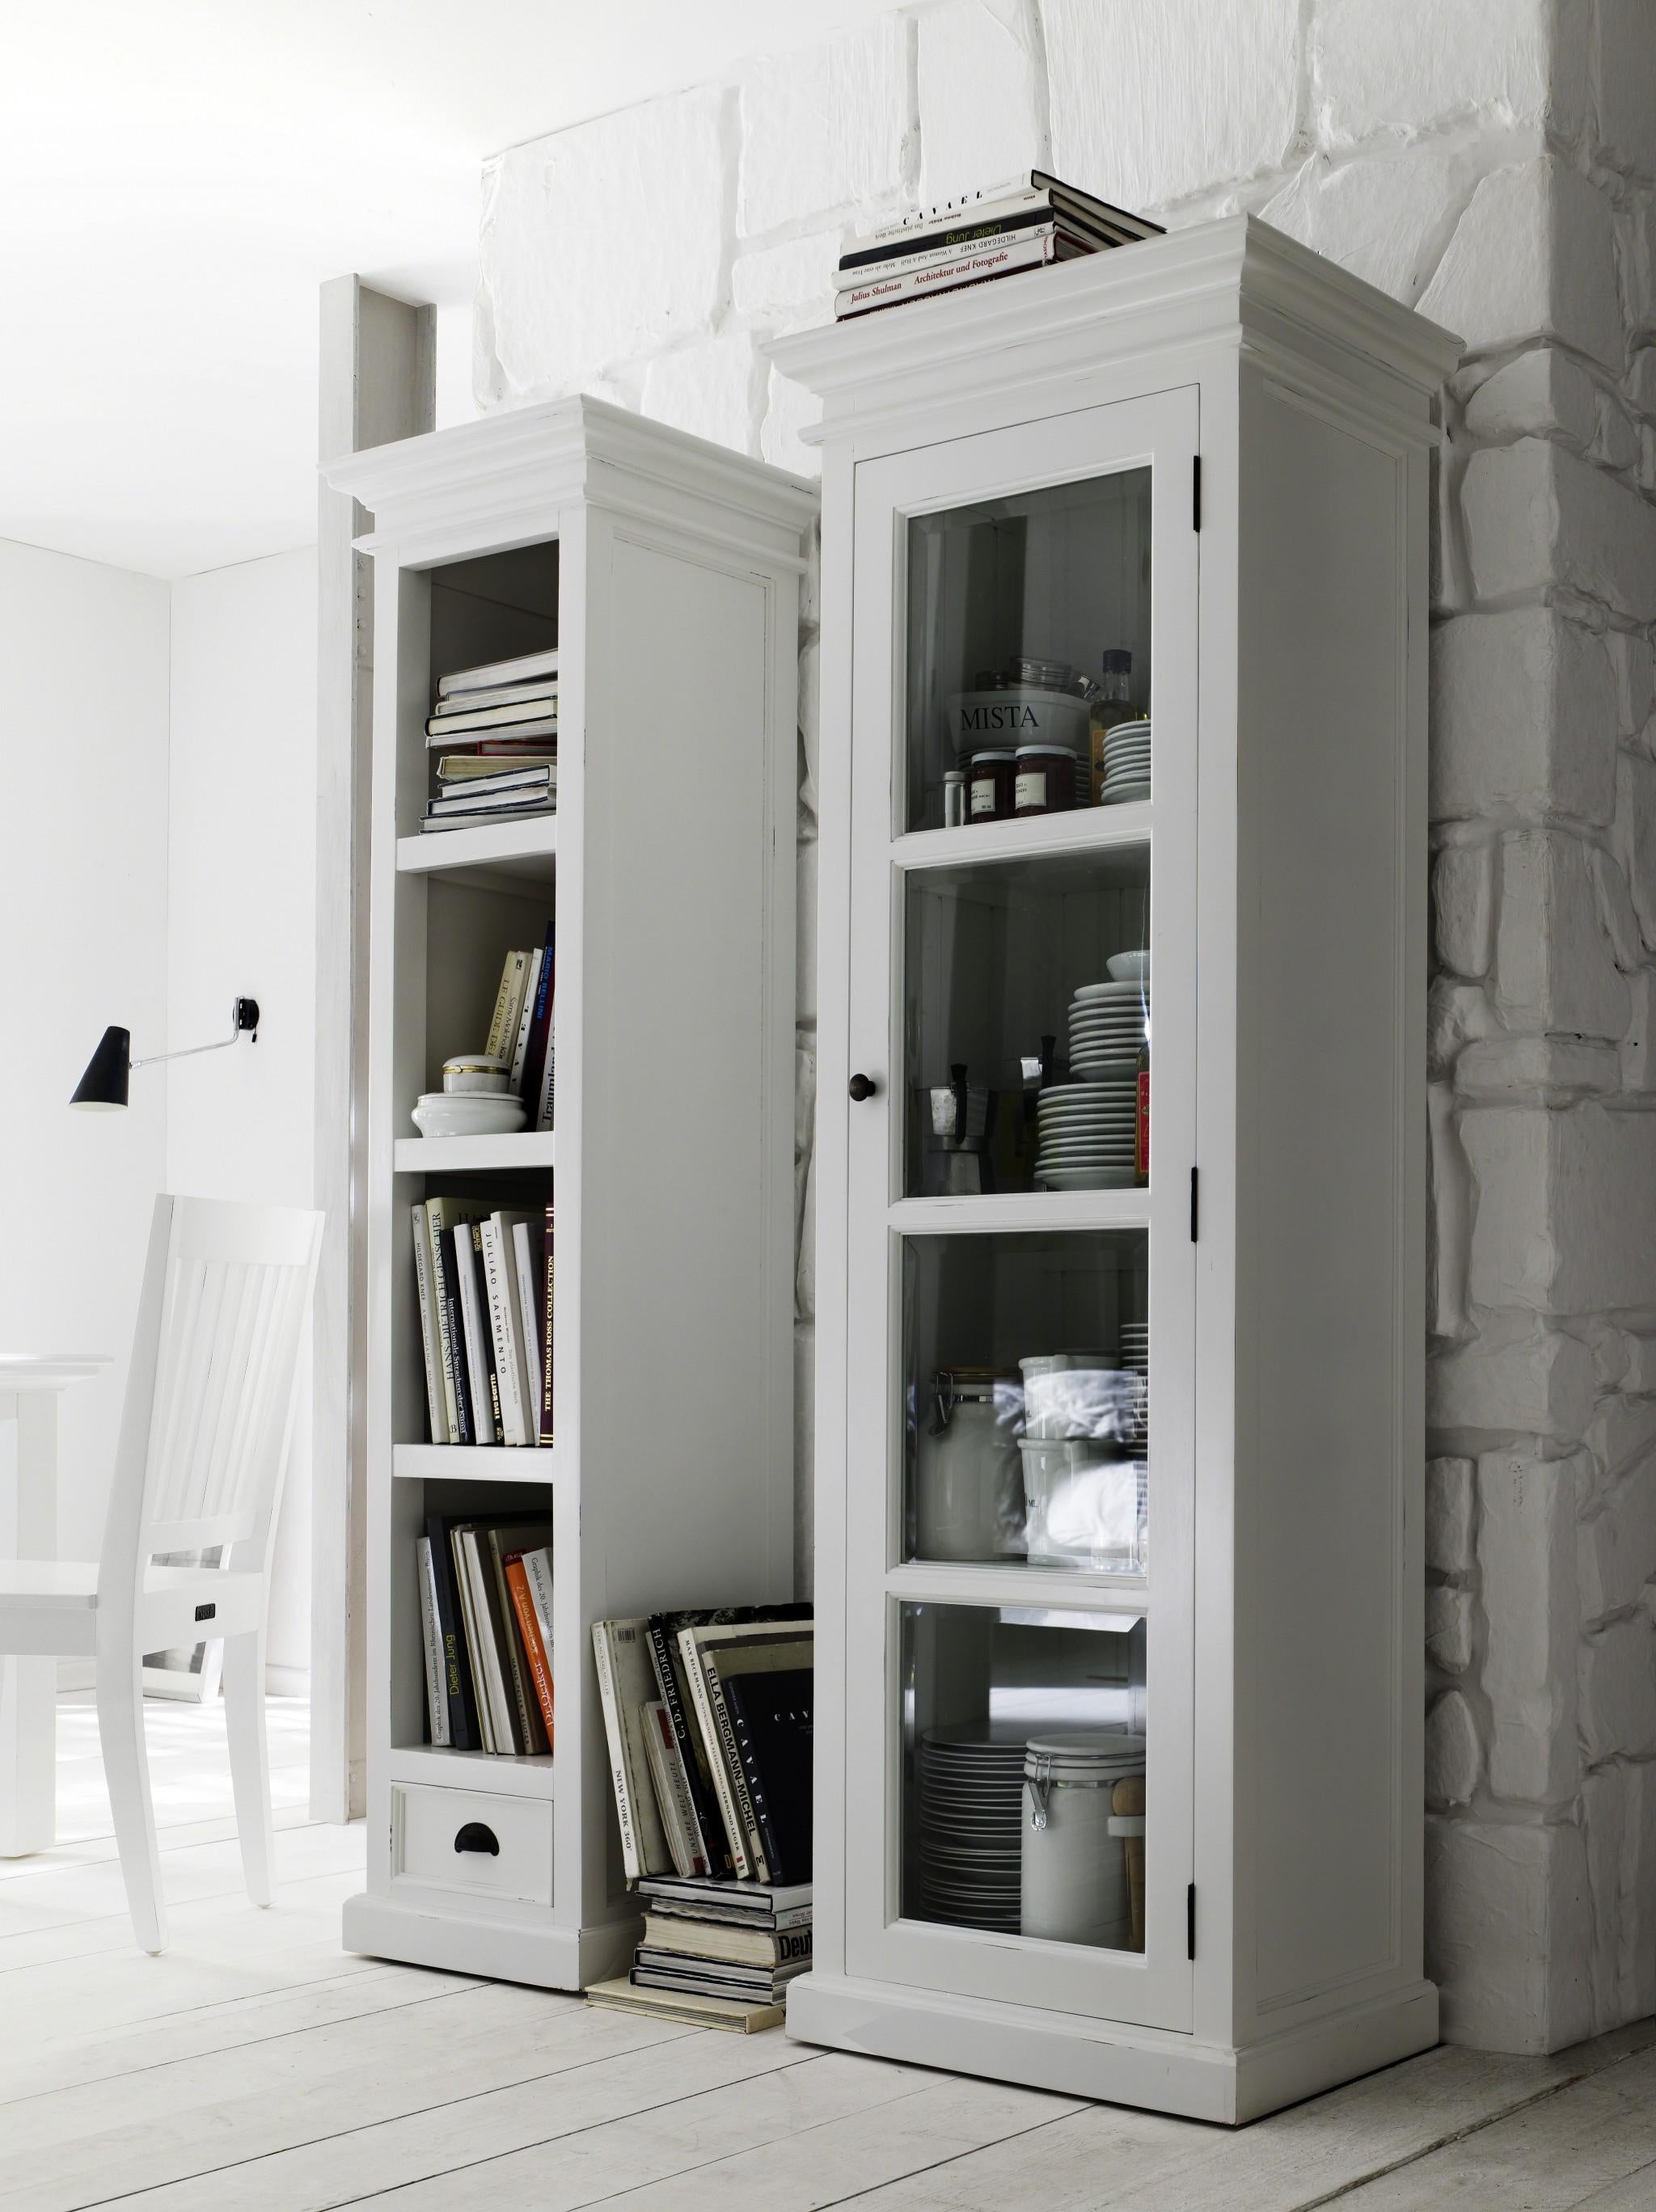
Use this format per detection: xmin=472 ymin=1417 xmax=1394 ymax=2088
xmin=0 ymin=1195 xmax=322 ymax=1952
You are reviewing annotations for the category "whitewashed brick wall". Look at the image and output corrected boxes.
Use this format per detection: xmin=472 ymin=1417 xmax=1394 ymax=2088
xmin=475 ymin=0 xmax=1655 ymax=2054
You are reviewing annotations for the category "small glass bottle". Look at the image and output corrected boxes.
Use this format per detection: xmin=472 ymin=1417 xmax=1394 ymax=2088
xmin=1088 ymin=648 xmax=1137 ymax=805
xmin=943 ymin=768 xmax=967 ymax=828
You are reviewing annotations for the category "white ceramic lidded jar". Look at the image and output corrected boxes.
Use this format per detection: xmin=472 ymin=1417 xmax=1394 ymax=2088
xmin=914 ymin=1366 xmax=1024 ymax=1561
xmin=1020 ymin=1731 xmax=1147 ymax=1948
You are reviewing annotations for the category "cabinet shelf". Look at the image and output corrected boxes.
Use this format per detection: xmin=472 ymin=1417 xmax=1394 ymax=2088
xmin=389 ymin=1745 xmax=556 ymax=1799
xmin=889 ymin=1191 xmax=1151 ymax=1237
xmin=394 ymin=1132 xmax=556 ymax=1174
xmin=393 ymin=1444 xmax=556 ymax=1484
xmin=893 ymin=805 xmax=1150 ymax=874
xmin=396 ymin=816 xmax=557 ymax=884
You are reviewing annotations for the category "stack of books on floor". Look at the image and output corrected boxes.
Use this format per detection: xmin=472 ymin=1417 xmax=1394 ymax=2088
xmin=416 ymin=1513 xmax=554 ymax=1754
xmin=834 ymin=169 xmax=1162 ymax=321
xmin=423 ymin=647 xmax=558 ymax=832
xmin=588 ymin=1873 xmax=812 ymax=2033
xmin=586 ymin=1603 xmax=813 ymax=2031
xmin=412 ymin=1197 xmax=553 ymax=1446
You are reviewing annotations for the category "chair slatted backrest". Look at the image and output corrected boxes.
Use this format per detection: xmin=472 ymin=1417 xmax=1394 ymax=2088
xmin=100 ymin=1196 xmax=323 ymax=1603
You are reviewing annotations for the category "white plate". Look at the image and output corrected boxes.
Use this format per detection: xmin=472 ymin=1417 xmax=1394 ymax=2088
xmin=1100 ymin=781 xmax=1151 ymax=804
xmin=1071 ymin=1059 xmax=1141 ymax=1080
xmin=1072 ymin=981 xmax=1149 ymax=1001
xmin=1037 ymin=1167 xmax=1138 ymax=1189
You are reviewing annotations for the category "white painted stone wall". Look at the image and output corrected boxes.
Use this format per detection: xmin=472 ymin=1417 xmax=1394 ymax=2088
xmin=475 ymin=0 xmax=1654 ymax=2054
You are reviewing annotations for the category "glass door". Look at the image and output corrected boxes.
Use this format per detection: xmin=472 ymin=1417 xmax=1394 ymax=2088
xmin=842 ymin=390 xmax=1198 ymax=2030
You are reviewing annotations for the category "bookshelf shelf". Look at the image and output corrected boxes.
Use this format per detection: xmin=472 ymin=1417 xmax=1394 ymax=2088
xmin=390 ymin=1744 xmax=556 ymax=1799
xmin=392 ymin=1443 xmax=556 ymax=1484
xmin=396 ymin=815 xmax=558 ymax=884
xmin=331 ymin=394 xmax=813 ymax=1997
xmin=394 ymin=1133 xmax=556 ymax=1174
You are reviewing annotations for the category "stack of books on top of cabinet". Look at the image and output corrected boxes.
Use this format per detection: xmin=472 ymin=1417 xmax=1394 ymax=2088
xmin=589 ymin=1606 xmax=813 ymax=2028
xmin=412 ymin=1199 xmax=552 ymax=1446
xmin=834 ymin=170 xmax=1162 ymax=322
xmin=423 ymin=648 xmax=558 ymax=833
xmin=417 ymin=1517 xmax=553 ymax=1755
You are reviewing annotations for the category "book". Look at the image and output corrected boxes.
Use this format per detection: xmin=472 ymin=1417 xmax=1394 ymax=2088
xmin=520 ymin=921 xmax=556 ymax=1116
xmin=420 ymin=803 xmax=557 ymax=832
xmin=512 ymin=1218 xmax=547 ymax=1443
xmin=592 ymin=1617 xmax=673 ymax=1880
xmin=437 ymin=648 xmax=560 ymax=698
xmin=859 ymin=171 xmax=1162 ymax=251
xmin=508 ymin=953 xmax=543 ymax=1094
xmin=724 ymin=1668 xmax=813 ymax=1887
xmin=479 ymin=1214 xmax=532 ymax=1446
xmin=521 ymin=1544 xmax=555 ymax=1663
xmin=534 ymin=1040 xmax=556 ymax=1133
xmin=484 ymin=1519 xmax=553 ymax=1754
xmin=836 ymin=213 xmax=1057 ymax=285
xmin=429 ymin=785 xmax=557 ymax=817
xmin=632 ymin=1957 xmax=809 ymax=2001
xmin=433 ymin=766 xmax=556 ymax=800
xmin=539 ymin=1205 xmax=556 ymax=1446
xmin=425 ymin=1197 xmax=486 ymax=1443
xmin=675 ymin=1622 xmax=781 ymax=1878
xmin=640 ymin=1890 xmax=813 ymax=1932
xmin=584 ymin=1977 xmax=783 ymax=2033
xmin=640 ymin=1912 xmax=812 ymax=1967
xmin=683 ymin=1623 xmax=813 ymax=1881
xmin=433 ymin=680 xmax=559 ymax=716
xmin=435 ymin=752 xmax=557 ymax=782
xmin=410 ymin=1205 xmax=445 ymax=1444
xmin=645 ymin=1615 xmax=725 ymax=1876
xmin=453 ymin=1226 xmax=497 ymax=1446
xmin=504 ymin=1550 xmax=556 ymax=1746
xmin=641 ymin=1700 xmax=711 ymax=1878
xmin=415 ymin=1537 xmax=450 ymax=1746
xmin=424 ymin=716 xmax=559 ymax=751
xmin=425 ymin=1512 xmax=482 ymax=1750
xmin=450 ymin=1525 xmax=500 ymax=1752
xmin=636 ymin=1870 xmax=813 ymax=1922
xmin=836 ymin=231 xmax=1079 ymax=319
xmin=425 ymin=696 xmax=560 ymax=737
xmin=484 ymin=951 xmax=531 ymax=1064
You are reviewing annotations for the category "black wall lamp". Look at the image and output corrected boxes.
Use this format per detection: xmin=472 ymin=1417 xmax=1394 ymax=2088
xmin=70 ymin=998 xmax=261 ymax=1111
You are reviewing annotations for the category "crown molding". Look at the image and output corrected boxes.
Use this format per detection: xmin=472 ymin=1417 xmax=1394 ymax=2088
xmin=322 ymin=391 xmax=818 ymax=552
xmin=768 ymin=215 xmax=1462 ymax=449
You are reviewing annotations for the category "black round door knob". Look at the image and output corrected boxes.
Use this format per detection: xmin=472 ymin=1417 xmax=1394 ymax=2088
xmin=848 ymin=1073 xmax=879 ymax=1102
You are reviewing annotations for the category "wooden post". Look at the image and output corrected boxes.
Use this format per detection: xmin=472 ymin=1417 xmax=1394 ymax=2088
xmin=312 ymin=278 xmax=433 ymax=1822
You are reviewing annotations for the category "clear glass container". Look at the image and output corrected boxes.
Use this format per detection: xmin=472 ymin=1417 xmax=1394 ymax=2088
xmin=906 ymin=467 xmax=1153 ymax=832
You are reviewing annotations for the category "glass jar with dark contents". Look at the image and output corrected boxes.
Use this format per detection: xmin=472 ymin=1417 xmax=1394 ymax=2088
xmin=1012 ymin=742 xmax=1079 ymax=817
xmin=968 ymin=749 xmax=1015 ymax=822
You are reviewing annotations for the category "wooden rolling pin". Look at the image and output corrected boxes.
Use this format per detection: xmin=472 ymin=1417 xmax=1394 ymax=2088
xmin=1113 ymin=1775 xmax=1146 ymax=1952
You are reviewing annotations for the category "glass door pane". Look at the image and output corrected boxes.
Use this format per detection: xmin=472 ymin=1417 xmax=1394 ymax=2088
xmin=906 ymin=468 xmax=1152 ymax=834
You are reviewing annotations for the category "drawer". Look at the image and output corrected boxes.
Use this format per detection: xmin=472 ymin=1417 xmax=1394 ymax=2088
xmin=390 ymin=1783 xmax=553 ymax=1906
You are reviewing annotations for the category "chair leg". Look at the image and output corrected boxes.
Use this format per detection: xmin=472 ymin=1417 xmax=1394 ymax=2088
xmin=94 ymin=1639 xmax=167 ymax=1954
xmin=222 ymin=1627 xmax=273 ymax=1908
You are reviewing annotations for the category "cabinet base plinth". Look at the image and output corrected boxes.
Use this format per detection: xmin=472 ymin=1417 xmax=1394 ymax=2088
xmin=785 ymin=1971 xmax=1438 ymax=2125
xmin=341 ymin=1891 xmax=639 ymax=1991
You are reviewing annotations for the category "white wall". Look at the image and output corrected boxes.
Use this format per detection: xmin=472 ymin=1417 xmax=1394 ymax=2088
xmin=167 ymin=548 xmax=319 ymax=1690
xmin=0 ymin=538 xmax=170 ymax=1550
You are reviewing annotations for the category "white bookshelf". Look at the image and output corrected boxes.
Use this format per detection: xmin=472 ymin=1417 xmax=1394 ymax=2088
xmin=325 ymin=397 xmax=815 ymax=1990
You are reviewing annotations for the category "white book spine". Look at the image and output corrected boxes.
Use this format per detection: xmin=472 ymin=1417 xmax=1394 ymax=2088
xmin=460 ymin=1530 xmax=517 ymax=1751
xmin=479 ymin=1220 xmax=526 ymax=1446
xmin=592 ymin=1624 xmax=641 ymax=1879
xmin=410 ymin=1207 xmax=445 ymax=1445
xmin=450 ymin=1530 xmax=495 ymax=1753
xmin=415 ymin=1539 xmax=450 ymax=1745
xmin=643 ymin=1703 xmax=710 ymax=1879
xmin=522 ymin=1546 xmax=554 ymax=1661
xmin=865 ymin=181 xmax=1046 ymax=244
xmin=509 ymin=948 xmax=543 ymax=1092
xmin=834 ymin=217 xmax=1053 ymax=289
xmin=453 ymin=1229 xmax=497 ymax=1446
xmin=837 ymin=230 xmax=1055 ymax=316
xmin=484 ymin=951 xmax=528 ymax=1063
xmin=534 ymin=1041 xmax=556 ymax=1133
xmin=677 ymin=1629 xmax=754 ymax=1879
xmin=511 ymin=1221 xmax=547 ymax=1445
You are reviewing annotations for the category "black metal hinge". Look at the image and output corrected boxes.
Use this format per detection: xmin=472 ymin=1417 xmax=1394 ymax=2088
xmin=1192 ymin=455 xmax=1202 ymax=531
xmin=1189 ymin=1167 xmax=1199 ymax=1243
xmin=1188 ymin=1884 xmax=1197 ymax=1959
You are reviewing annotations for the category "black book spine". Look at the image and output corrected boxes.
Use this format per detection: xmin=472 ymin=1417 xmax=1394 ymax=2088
xmin=435 ymin=1228 xmax=474 ymax=1446
xmin=471 ymin=1223 xmax=502 ymax=1437
xmin=646 ymin=1619 xmax=729 ymax=1876
xmin=726 ymin=1694 xmax=788 ymax=1889
xmin=424 ymin=1512 xmax=480 ymax=1750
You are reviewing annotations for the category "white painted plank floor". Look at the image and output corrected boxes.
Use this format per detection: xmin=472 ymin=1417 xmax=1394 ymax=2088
xmin=2 ymin=1698 xmax=1652 ymax=2211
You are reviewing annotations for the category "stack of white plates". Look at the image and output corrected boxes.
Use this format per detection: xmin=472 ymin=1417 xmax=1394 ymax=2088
xmin=1035 ymin=1082 xmax=1137 ymax=1189
xmin=915 ymin=1723 xmax=1029 ymax=1931
xmin=1100 ymin=719 xmax=1151 ymax=805
xmin=1068 ymin=979 xmax=1149 ymax=1079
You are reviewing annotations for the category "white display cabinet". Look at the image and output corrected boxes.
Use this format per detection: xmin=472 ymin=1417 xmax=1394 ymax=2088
xmin=324 ymin=398 xmax=815 ymax=1989
xmin=772 ymin=217 xmax=1460 ymax=2122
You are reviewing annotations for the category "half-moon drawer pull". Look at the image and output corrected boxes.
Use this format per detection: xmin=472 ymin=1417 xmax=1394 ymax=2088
xmin=454 ymin=1821 xmax=500 ymax=1856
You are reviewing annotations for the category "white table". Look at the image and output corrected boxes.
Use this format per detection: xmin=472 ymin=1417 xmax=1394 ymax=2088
xmin=0 ymin=1353 xmax=111 ymax=1855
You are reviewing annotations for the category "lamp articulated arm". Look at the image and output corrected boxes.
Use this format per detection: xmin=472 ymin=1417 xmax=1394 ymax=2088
xmin=70 ymin=998 xmax=260 ymax=1110
xmin=132 ymin=998 xmax=260 ymax=1070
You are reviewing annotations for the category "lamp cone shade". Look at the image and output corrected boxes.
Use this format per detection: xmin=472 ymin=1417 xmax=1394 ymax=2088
xmin=70 ymin=1025 xmax=131 ymax=1110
